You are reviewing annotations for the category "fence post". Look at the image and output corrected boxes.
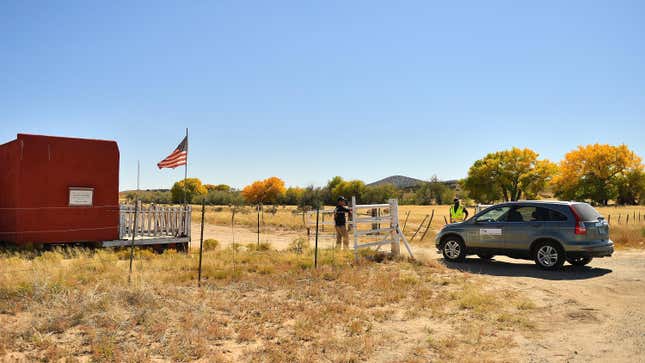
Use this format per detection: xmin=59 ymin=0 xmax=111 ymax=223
xmin=314 ymin=208 xmax=319 ymax=268
xmin=390 ymin=199 xmax=401 ymax=257
xmin=626 ymin=214 xmax=630 ymax=225
xmin=410 ymin=215 xmax=429 ymax=241
xmin=420 ymin=209 xmax=435 ymax=241
xmin=443 ymin=216 xmax=449 ymax=225
xmin=608 ymin=214 xmax=611 ymax=224
xmin=198 ymin=200 xmax=205 ymax=287
xmin=352 ymin=196 xmax=358 ymax=262
xmin=257 ymin=204 xmax=261 ymax=248
xmin=128 ymin=200 xmax=140 ymax=284
xmin=401 ymin=211 xmax=411 ymax=234
xmin=618 ymin=214 xmax=621 ymax=224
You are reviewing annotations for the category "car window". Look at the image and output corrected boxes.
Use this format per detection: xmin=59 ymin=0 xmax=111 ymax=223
xmin=507 ymin=206 xmax=536 ymax=222
xmin=527 ymin=207 xmax=568 ymax=221
xmin=571 ymin=203 xmax=601 ymax=222
xmin=547 ymin=208 xmax=568 ymax=221
xmin=476 ymin=206 xmax=511 ymax=223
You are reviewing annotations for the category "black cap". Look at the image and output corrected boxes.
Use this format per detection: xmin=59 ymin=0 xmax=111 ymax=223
xmin=338 ymin=196 xmax=346 ymax=202
xmin=454 ymin=198 xmax=459 ymax=202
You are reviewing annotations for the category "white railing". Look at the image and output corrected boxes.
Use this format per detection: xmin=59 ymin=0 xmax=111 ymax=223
xmin=119 ymin=203 xmax=192 ymax=240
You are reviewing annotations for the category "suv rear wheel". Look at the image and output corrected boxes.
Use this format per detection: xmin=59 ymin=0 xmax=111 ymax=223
xmin=533 ymin=241 xmax=565 ymax=270
xmin=442 ymin=237 xmax=466 ymax=262
xmin=566 ymin=257 xmax=593 ymax=266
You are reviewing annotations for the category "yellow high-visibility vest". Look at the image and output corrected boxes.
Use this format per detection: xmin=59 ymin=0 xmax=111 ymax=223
xmin=450 ymin=205 xmax=465 ymax=220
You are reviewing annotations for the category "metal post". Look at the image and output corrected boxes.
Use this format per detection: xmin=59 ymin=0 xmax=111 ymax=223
xmin=183 ymin=128 xmax=188 ymax=206
xmin=183 ymin=128 xmax=189 ymax=248
xmin=314 ymin=208 xmax=319 ymax=268
xmin=257 ymin=204 xmax=261 ymax=248
xmin=128 ymin=200 xmax=140 ymax=284
xmin=198 ymin=200 xmax=205 ymax=287
xmin=443 ymin=216 xmax=449 ymax=225
xmin=352 ymin=196 xmax=358 ymax=262
xmin=232 ymin=207 xmax=237 ymax=276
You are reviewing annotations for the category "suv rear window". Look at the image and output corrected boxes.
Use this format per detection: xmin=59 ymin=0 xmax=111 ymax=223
xmin=531 ymin=207 xmax=568 ymax=221
xmin=571 ymin=203 xmax=601 ymax=221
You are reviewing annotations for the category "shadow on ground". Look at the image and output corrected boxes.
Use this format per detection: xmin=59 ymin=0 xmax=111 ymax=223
xmin=442 ymin=257 xmax=613 ymax=281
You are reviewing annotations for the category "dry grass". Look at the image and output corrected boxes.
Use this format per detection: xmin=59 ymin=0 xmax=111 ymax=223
xmin=0 ymin=246 xmax=537 ymax=362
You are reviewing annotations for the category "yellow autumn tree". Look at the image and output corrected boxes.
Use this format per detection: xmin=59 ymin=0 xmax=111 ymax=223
xmin=552 ymin=144 xmax=644 ymax=205
xmin=171 ymin=178 xmax=208 ymax=203
xmin=241 ymin=177 xmax=286 ymax=204
xmin=464 ymin=147 xmax=558 ymax=202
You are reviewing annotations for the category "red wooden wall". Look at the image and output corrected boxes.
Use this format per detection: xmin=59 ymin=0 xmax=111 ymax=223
xmin=0 ymin=134 xmax=120 ymax=245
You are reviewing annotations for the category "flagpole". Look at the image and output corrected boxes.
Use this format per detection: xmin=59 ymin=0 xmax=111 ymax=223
xmin=184 ymin=128 xmax=189 ymax=250
xmin=136 ymin=160 xmax=140 ymax=198
xmin=183 ymin=127 xmax=188 ymax=206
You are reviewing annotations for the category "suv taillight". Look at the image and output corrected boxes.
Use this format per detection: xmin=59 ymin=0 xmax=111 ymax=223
xmin=569 ymin=206 xmax=587 ymax=235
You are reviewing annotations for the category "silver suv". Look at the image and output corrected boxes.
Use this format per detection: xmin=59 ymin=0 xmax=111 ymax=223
xmin=435 ymin=201 xmax=614 ymax=270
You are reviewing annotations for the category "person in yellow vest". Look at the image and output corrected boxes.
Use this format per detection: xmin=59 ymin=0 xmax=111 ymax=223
xmin=449 ymin=198 xmax=469 ymax=223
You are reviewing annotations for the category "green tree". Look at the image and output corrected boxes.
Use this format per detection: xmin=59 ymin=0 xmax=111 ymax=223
xmin=464 ymin=147 xmax=557 ymax=203
xmin=171 ymin=178 xmax=208 ymax=204
xmin=331 ymin=180 xmax=366 ymax=203
xmin=205 ymin=189 xmax=244 ymax=205
xmin=363 ymin=184 xmax=398 ymax=204
xmin=299 ymin=186 xmax=325 ymax=208
xmin=415 ymin=179 xmax=455 ymax=205
xmin=324 ymin=176 xmax=344 ymax=204
xmin=616 ymin=170 xmax=645 ymax=205
xmin=205 ymin=184 xmax=231 ymax=192
xmin=281 ymin=187 xmax=306 ymax=205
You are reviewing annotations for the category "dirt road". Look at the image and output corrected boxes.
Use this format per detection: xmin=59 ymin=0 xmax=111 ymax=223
xmin=193 ymin=222 xmax=330 ymax=250
xmin=431 ymin=250 xmax=645 ymax=362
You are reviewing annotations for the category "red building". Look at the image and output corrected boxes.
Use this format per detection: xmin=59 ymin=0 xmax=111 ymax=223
xmin=0 ymin=134 xmax=120 ymax=245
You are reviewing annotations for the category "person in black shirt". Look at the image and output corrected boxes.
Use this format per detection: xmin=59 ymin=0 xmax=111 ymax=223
xmin=334 ymin=196 xmax=351 ymax=249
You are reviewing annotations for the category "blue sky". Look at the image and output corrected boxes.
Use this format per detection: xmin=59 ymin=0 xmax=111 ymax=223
xmin=1 ymin=1 xmax=644 ymax=190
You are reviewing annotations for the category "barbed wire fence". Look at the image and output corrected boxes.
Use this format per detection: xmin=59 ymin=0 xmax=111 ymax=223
xmin=1 ymin=203 xmax=644 ymax=288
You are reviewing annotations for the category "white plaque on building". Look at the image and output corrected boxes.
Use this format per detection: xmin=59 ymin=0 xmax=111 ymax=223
xmin=69 ymin=187 xmax=94 ymax=206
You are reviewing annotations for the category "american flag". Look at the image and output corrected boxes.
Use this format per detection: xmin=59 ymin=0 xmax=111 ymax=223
xmin=157 ymin=136 xmax=188 ymax=169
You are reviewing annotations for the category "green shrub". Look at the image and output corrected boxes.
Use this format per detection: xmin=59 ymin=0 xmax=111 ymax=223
xmin=203 ymin=239 xmax=219 ymax=251
xmin=288 ymin=238 xmax=310 ymax=254
xmin=246 ymin=242 xmax=272 ymax=252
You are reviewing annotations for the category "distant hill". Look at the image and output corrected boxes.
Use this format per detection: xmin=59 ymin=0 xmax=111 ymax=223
xmin=367 ymin=175 xmax=426 ymax=189
xmin=368 ymin=175 xmax=461 ymax=189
